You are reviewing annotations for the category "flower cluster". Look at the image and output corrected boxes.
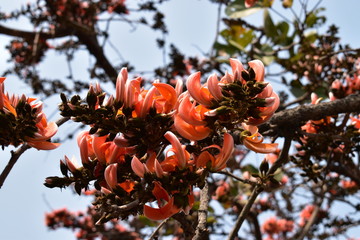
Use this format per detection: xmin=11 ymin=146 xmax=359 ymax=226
xmin=175 ymin=59 xmax=279 ymax=153
xmin=0 ymin=77 xmax=59 ymax=150
xmin=294 ymin=93 xmax=360 ymax=184
xmin=262 ymin=216 xmax=294 ymax=240
xmin=45 ymin=206 xmax=141 ymax=240
xmin=331 ymin=74 xmax=360 ymax=99
xmin=48 ymin=0 xmax=128 ymax=27
xmin=7 ymin=39 xmax=50 ymax=65
xmin=46 ymin=58 xmax=279 ymax=221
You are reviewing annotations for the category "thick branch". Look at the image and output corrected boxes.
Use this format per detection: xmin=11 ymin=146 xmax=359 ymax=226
xmin=0 ymin=22 xmax=118 ymax=83
xmin=260 ymin=94 xmax=360 ymax=136
xmin=76 ymin=32 xmax=118 ymax=83
xmin=193 ymin=181 xmax=210 ymax=240
xmin=0 ymin=24 xmax=69 ymax=40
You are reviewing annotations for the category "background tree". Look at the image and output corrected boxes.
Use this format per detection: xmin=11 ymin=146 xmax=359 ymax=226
xmin=1 ymin=0 xmax=360 ymax=239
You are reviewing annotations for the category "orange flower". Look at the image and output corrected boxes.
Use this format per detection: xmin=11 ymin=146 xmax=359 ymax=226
xmin=104 ymin=163 xmax=119 ymax=190
xmin=242 ymin=123 xmax=278 ymax=154
xmin=0 ymin=77 xmax=59 ymax=150
xmin=196 ymin=132 xmax=234 ymax=171
xmin=143 ymin=181 xmax=180 ymax=220
xmin=138 ymin=82 xmax=178 ymax=118
xmin=186 ymin=72 xmax=214 ymax=107
xmin=92 ymin=134 xmax=136 ymax=165
xmin=164 ymin=131 xmax=189 ymax=169
xmin=177 ymin=94 xmax=209 ymax=126
xmin=174 ymin=114 xmax=211 ymax=141
xmin=350 ymin=115 xmax=360 ymax=130
xmin=25 ymin=114 xmax=60 ymax=150
xmin=62 ymin=155 xmax=81 ymax=173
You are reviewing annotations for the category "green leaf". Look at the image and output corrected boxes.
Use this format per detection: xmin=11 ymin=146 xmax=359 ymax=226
xmin=264 ymin=9 xmax=277 ymax=39
xmin=304 ymin=30 xmax=318 ymax=43
xmin=229 ymin=39 xmax=245 ymax=51
xmin=241 ymin=164 xmax=259 ymax=174
xmin=213 ymin=42 xmax=238 ymax=56
xmin=277 ymin=21 xmax=289 ymax=36
xmin=254 ymin=44 xmax=275 ymax=65
xmin=225 ymin=0 xmax=262 ymax=18
xmin=229 ymin=7 xmax=262 ymax=18
xmin=305 ymin=12 xmax=317 ymax=27
xmin=138 ymin=216 xmax=157 ymax=227
xmin=290 ymin=79 xmax=306 ymax=98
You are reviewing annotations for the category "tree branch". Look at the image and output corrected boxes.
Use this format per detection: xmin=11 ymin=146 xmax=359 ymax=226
xmin=267 ymin=137 xmax=292 ymax=176
xmin=0 ymin=21 xmax=118 ymax=84
xmin=148 ymin=218 xmax=170 ymax=240
xmin=227 ymin=185 xmax=263 ymax=240
xmin=0 ymin=24 xmax=69 ymax=40
xmin=172 ymin=212 xmax=195 ymax=240
xmin=260 ymin=94 xmax=360 ymax=137
xmin=193 ymin=181 xmax=210 ymax=240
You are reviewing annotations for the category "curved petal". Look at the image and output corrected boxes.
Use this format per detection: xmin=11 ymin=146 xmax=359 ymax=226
xmin=178 ymin=95 xmax=207 ymax=126
xmin=131 ymin=156 xmax=145 ymax=178
xmin=175 ymin=79 xmax=184 ymax=97
xmin=143 ymin=197 xmax=178 ymax=220
xmin=214 ymin=133 xmax=234 ymax=170
xmin=243 ymin=140 xmax=278 ymax=154
xmin=116 ymin=67 xmax=128 ymax=103
xmin=153 ymin=82 xmax=177 ymax=112
xmin=174 ymin=115 xmax=211 ymax=141
xmin=229 ymin=58 xmax=245 ymax=82
xmin=196 ymin=151 xmax=214 ymax=168
xmin=28 ymin=141 xmax=60 ymax=150
xmin=31 ymin=121 xmax=58 ymax=142
xmin=207 ymin=73 xmax=223 ymax=101
xmin=186 ymin=72 xmax=212 ymax=106
xmin=104 ymin=163 xmax=118 ymax=190
xmin=124 ymin=77 xmax=141 ymax=109
xmin=164 ymin=131 xmax=186 ymax=169
xmin=138 ymin=86 xmax=156 ymax=118
xmin=79 ymin=136 xmax=89 ymax=165
xmin=92 ymin=135 xmax=108 ymax=164
xmin=248 ymin=60 xmax=265 ymax=82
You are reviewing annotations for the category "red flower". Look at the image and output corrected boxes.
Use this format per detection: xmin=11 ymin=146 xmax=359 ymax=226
xmin=143 ymin=181 xmax=180 ymax=220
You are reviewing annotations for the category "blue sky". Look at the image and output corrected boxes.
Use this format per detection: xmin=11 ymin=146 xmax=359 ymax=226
xmin=0 ymin=1 xmax=359 ymax=239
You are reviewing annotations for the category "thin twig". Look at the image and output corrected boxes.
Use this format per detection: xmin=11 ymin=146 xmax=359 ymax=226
xmin=227 ymin=185 xmax=263 ymax=240
xmin=210 ymin=1 xmax=223 ymax=58
xmin=267 ymin=137 xmax=292 ymax=175
xmin=148 ymin=218 xmax=170 ymax=240
xmin=193 ymin=181 xmax=210 ymax=240
xmin=219 ymin=170 xmax=255 ymax=185
xmin=96 ymin=199 xmax=140 ymax=225
xmin=295 ymin=205 xmax=319 ymax=240
xmin=0 ymin=144 xmax=31 ymax=188
xmin=281 ymin=92 xmax=310 ymax=109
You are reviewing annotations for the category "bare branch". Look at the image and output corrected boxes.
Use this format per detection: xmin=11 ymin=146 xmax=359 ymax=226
xmin=193 ymin=181 xmax=210 ymax=240
xmin=260 ymin=93 xmax=360 ymax=137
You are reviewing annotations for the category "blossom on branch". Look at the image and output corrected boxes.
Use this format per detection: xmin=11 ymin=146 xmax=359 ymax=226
xmin=0 ymin=77 xmax=59 ymax=150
